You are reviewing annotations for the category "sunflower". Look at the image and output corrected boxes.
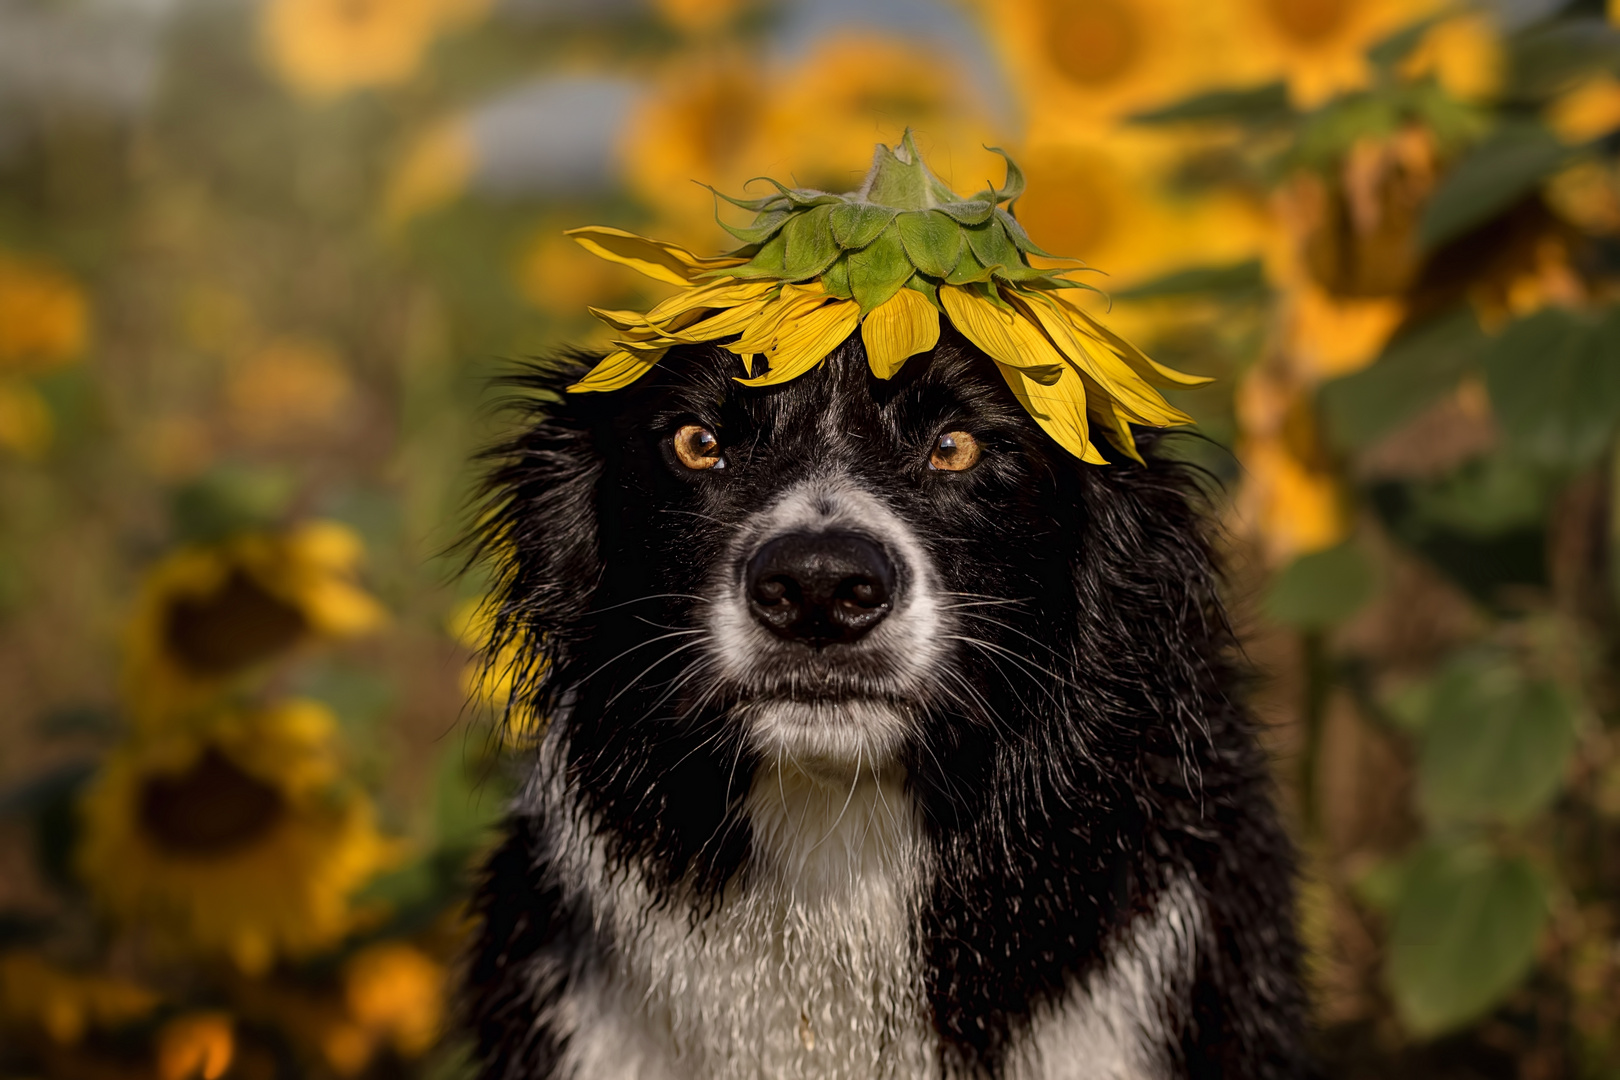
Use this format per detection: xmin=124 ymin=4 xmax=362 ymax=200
xmin=259 ymin=0 xmax=487 ymax=99
xmin=977 ymin=0 xmax=1228 ymax=139
xmin=449 ymin=597 xmax=547 ymax=745
xmin=569 ymin=133 xmax=1206 ymax=464
xmin=77 ymin=699 xmax=398 ymax=974
xmin=1235 ymin=368 xmax=1350 ymax=562
xmin=124 ymin=521 xmax=386 ymax=722
xmin=0 ymin=378 xmax=53 ymax=458
xmin=1227 ymin=0 xmax=1445 ymax=108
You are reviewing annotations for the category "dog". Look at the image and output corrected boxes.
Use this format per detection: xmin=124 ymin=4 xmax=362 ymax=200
xmin=463 ymin=328 xmax=1311 ymax=1080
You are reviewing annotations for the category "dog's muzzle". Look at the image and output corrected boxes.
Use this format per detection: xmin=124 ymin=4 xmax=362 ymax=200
xmin=744 ymin=532 xmax=895 ymax=647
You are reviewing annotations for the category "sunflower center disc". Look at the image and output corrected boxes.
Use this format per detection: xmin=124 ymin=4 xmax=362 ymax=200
xmin=164 ymin=570 xmax=309 ymax=677
xmin=138 ymin=748 xmax=287 ymax=856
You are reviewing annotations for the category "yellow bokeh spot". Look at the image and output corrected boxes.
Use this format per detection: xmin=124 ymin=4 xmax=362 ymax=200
xmin=0 ymin=253 xmax=89 ymax=374
xmin=343 ymin=942 xmax=445 ymax=1057
xmin=227 ymin=336 xmax=355 ymax=446
xmin=157 ymin=1012 xmax=235 ymax=1080
xmin=1549 ymin=73 xmax=1620 ymax=144
xmin=654 ymin=0 xmax=750 ymax=34
xmin=0 ymin=952 xmax=158 ymax=1045
xmin=1261 ymin=0 xmax=1351 ymax=45
xmin=0 ymin=379 xmax=53 ymax=459
xmin=1402 ymin=13 xmax=1503 ymax=104
xmin=260 ymin=0 xmax=489 ymax=99
xmin=383 ymin=118 xmax=476 ymax=226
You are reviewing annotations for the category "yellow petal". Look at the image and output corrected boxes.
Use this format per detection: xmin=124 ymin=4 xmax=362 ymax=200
xmin=996 ymin=361 xmax=1105 ymax=465
xmin=724 ymin=284 xmax=832 ymax=356
xmin=645 ymin=278 xmax=779 ymax=324
xmin=938 ymin=285 xmax=1068 ymax=372
xmin=1081 ymin=377 xmax=1146 ymax=464
xmin=861 ymin=288 xmax=941 ymax=379
xmin=587 ymin=307 xmax=657 ymax=332
xmin=667 ymin=297 xmax=775 ymax=342
xmin=566 ymin=226 xmax=746 ymax=287
xmin=735 ymin=300 xmax=861 ymax=387
xmin=1053 ymin=293 xmax=1211 ymax=389
xmin=567 ymin=348 xmax=666 ymax=392
xmin=1011 ymin=292 xmax=1192 ymax=428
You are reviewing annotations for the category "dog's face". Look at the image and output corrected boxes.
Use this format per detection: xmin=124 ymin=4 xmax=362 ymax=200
xmin=480 ymin=329 xmax=1205 ymax=887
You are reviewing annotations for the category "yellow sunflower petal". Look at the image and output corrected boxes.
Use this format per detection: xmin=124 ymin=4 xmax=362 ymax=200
xmin=568 ymin=348 xmax=666 ymax=392
xmin=1081 ymin=377 xmax=1146 ymax=465
xmin=645 ymin=278 xmax=779 ymax=324
xmin=735 ymin=299 xmax=861 ymax=387
xmin=861 ymin=288 xmax=941 ymax=379
xmin=996 ymin=361 xmax=1105 ymax=465
xmin=667 ymin=297 xmax=776 ymax=343
xmin=724 ymin=284 xmax=833 ymax=357
xmin=566 ymin=226 xmax=746 ymax=287
xmin=586 ymin=307 xmax=658 ymax=333
xmin=1053 ymin=293 xmax=1211 ymax=389
xmin=938 ymin=284 xmax=1068 ymax=372
xmin=1010 ymin=291 xmax=1192 ymax=427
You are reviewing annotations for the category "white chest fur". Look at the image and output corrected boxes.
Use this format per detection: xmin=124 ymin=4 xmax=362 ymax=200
xmin=542 ymin=759 xmax=935 ymax=1080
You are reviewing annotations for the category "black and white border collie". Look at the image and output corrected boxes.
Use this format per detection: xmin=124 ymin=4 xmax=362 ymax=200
xmin=464 ymin=330 xmax=1311 ymax=1080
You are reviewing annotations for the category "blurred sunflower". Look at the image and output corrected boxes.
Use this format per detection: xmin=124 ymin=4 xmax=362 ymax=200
xmin=260 ymin=0 xmax=488 ymax=99
xmin=654 ymin=0 xmax=752 ymax=35
xmin=978 ymin=0 xmax=1226 ymax=138
xmin=1235 ymin=369 xmax=1350 ymax=562
xmin=449 ymin=597 xmax=547 ymax=745
xmin=0 ymin=952 xmax=158 ymax=1045
xmin=124 ymin=521 xmax=387 ymax=722
xmin=516 ymin=226 xmax=634 ymax=325
xmin=1549 ymin=73 xmax=1620 ymax=145
xmin=1015 ymin=133 xmax=1267 ymax=289
xmin=0 ymin=253 xmax=89 ymax=374
xmin=1228 ymin=0 xmax=1444 ymax=107
xmin=0 ymin=378 xmax=53 ymax=459
xmin=226 ymin=337 xmax=356 ymax=447
xmin=78 ymin=699 xmax=398 ymax=973
xmin=382 ymin=116 xmax=476 ymax=226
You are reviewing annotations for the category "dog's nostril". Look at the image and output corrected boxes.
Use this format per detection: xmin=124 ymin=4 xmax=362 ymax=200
xmin=744 ymin=532 xmax=897 ymax=647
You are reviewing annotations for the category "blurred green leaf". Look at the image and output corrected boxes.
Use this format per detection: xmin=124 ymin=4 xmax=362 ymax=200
xmin=1366 ymin=14 xmax=1448 ymax=72
xmin=171 ymin=464 xmax=297 ymax=544
xmin=1116 ymin=260 xmax=1266 ymax=301
xmin=1353 ymin=849 xmax=1419 ymax=913
xmin=1387 ymin=845 xmax=1546 ymax=1037
xmin=0 ymin=760 xmax=96 ymax=817
xmin=1321 ymin=308 xmax=1486 ymax=449
xmin=1405 ymin=455 xmax=1554 ymax=537
xmin=1418 ymin=657 xmax=1577 ymax=825
xmin=1129 ymin=82 xmax=1293 ymax=127
xmin=1483 ymin=308 xmax=1620 ymax=469
xmin=1264 ymin=541 xmax=1377 ymax=629
xmin=1506 ymin=17 xmax=1620 ymax=103
xmin=1417 ymin=122 xmax=1571 ymax=250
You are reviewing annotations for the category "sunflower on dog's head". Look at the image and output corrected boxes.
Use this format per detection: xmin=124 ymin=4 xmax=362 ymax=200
xmin=565 ymin=130 xmax=1206 ymax=464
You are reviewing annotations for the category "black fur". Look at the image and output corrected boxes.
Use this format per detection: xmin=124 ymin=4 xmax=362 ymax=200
xmin=463 ymin=329 xmax=1311 ymax=1079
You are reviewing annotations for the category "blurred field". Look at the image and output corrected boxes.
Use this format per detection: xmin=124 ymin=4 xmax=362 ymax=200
xmin=3 ymin=0 xmax=1620 ymax=1077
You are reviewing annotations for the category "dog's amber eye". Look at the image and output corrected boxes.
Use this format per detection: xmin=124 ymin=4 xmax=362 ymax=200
xmin=929 ymin=431 xmax=980 ymax=472
xmin=673 ymin=424 xmax=725 ymax=471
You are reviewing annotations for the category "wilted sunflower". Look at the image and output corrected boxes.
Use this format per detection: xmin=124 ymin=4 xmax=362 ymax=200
xmin=77 ymin=699 xmax=398 ymax=973
xmin=124 ymin=521 xmax=386 ymax=721
xmin=568 ymin=132 xmax=1206 ymax=464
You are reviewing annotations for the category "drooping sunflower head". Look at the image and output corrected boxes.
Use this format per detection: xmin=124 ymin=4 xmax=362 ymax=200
xmin=566 ymin=130 xmax=1207 ymax=464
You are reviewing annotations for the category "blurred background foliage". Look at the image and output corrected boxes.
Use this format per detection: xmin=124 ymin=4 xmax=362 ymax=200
xmin=2 ymin=0 xmax=1620 ymax=1076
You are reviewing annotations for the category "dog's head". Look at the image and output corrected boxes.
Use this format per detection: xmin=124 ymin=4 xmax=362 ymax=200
xmin=475 ymin=330 xmax=1219 ymax=887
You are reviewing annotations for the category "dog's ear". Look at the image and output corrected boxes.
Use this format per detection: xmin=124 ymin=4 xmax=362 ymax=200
xmin=467 ymin=354 xmax=604 ymax=741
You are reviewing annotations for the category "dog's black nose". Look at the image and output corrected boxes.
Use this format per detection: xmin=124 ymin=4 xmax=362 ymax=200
xmin=745 ymin=532 xmax=895 ymax=646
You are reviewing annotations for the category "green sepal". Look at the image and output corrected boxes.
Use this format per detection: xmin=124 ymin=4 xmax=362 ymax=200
xmin=964 ymin=219 xmax=1025 ymax=274
xmin=719 ymin=208 xmax=791 ymax=246
xmin=895 ymin=210 xmax=964 ymax=279
xmin=750 ymin=177 xmax=845 ymax=208
xmin=995 ymin=208 xmax=1058 ymax=259
xmin=935 ymin=200 xmax=995 ymax=225
xmin=829 ymin=203 xmax=899 ymax=249
xmin=903 ymin=274 xmax=941 ymax=308
xmin=969 ymin=146 xmax=1026 ymax=206
xmin=779 ymin=203 xmax=840 ymax=280
xmin=822 ymin=254 xmax=853 ymax=299
xmin=720 ymin=230 xmax=789 ymax=279
xmin=945 ymin=245 xmax=998 ymax=285
xmin=848 ymin=225 xmax=914 ymax=313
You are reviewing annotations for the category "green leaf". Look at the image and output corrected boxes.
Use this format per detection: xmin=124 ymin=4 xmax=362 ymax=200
xmin=895 ymin=210 xmax=964 ymax=279
xmin=848 ymin=225 xmax=915 ymax=313
xmin=1506 ymin=18 xmax=1620 ymax=104
xmin=1263 ymin=541 xmax=1377 ymax=629
xmin=1387 ymin=845 xmax=1547 ymax=1037
xmin=1129 ymin=81 xmax=1293 ymax=127
xmin=1367 ymin=13 xmax=1448 ymax=72
xmin=779 ymin=204 xmax=840 ymax=280
xmin=1116 ymin=259 xmax=1266 ymax=300
xmin=1406 ymin=454 xmax=1555 ymax=537
xmin=172 ymin=464 xmax=297 ymax=543
xmin=829 ymin=203 xmax=898 ymax=249
xmin=1320 ymin=308 xmax=1486 ymax=449
xmin=1418 ymin=122 xmax=1572 ymax=250
xmin=723 ymin=229 xmax=788 ymax=280
xmin=1483 ymin=308 xmax=1620 ymax=468
xmin=1418 ymin=657 xmax=1578 ymax=825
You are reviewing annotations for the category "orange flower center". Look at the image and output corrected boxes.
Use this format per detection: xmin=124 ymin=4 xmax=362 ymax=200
xmin=139 ymin=749 xmax=286 ymax=856
xmin=1261 ymin=0 xmax=1352 ymax=45
xmin=1044 ymin=0 xmax=1144 ymax=87
xmin=164 ymin=570 xmax=308 ymax=677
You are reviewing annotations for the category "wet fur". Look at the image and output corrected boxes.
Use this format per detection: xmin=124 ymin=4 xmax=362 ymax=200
xmin=463 ymin=330 xmax=1311 ymax=1079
